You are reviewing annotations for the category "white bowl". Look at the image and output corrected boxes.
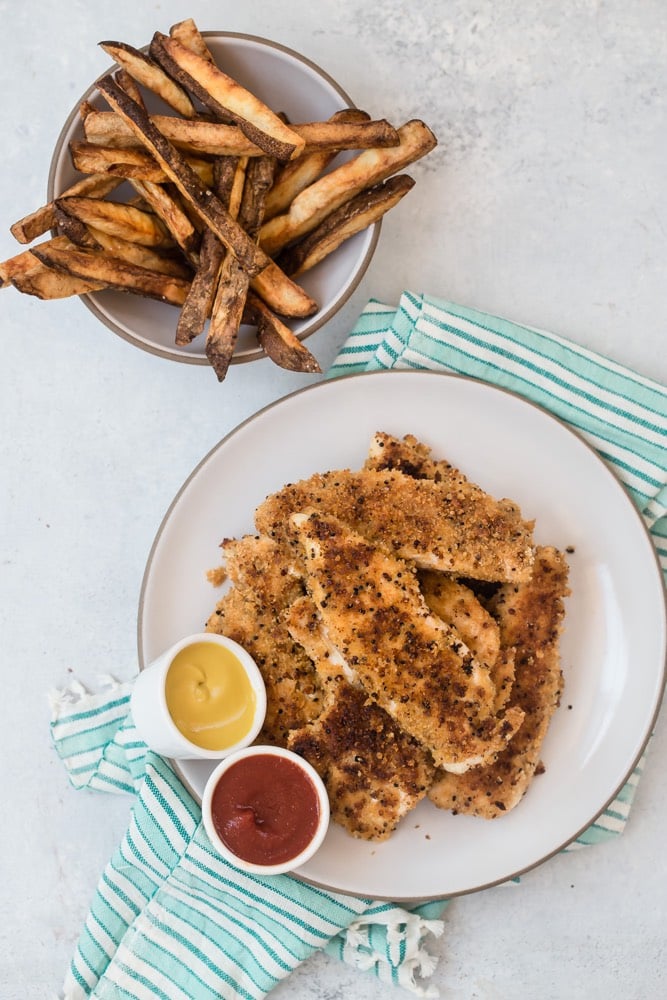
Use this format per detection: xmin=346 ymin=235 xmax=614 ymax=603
xmin=202 ymin=745 xmax=330 ymax=875
xmin=130 ymin=632 xmax=267 ymax=759
xmin=47 ymin=32 xmax=380 ymax=365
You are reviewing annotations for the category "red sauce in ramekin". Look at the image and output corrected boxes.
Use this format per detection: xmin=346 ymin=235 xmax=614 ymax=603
xmin=210 ymin=753 xmax=321 ymax=866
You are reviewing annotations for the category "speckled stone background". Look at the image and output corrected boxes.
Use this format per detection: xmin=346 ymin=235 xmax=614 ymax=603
xmin=0 ymin=2 xmax=665 ymax=998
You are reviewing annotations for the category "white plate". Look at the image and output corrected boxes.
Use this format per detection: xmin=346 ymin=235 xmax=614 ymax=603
xmin=138 ymin=371 xmax=666 ymax=900
xmin=48 ymin=33 xmax=379 ymax=365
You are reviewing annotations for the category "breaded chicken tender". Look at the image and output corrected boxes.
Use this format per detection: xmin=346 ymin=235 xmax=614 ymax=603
xmin=288 ymin=509 xmax=524 ymax=772
xmin=365 ymin=431 xmax=526 ymax=525
xmin=206 ymin=536 xmax=322 ymax=745
xmin=428 ymin=546 xmax=568 ymax=818
xmin=287 ymin=595 xmax=435 ymax=840
xmin=256 ymin=467 xmax=535 ymax=584
xmin=418 ymin=571 xmax=516 ymax=713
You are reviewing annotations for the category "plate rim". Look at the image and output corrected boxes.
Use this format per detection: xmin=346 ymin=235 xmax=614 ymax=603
xmin=46 ymin=31 xmax=381 ymax=366
xmin=137 ymin=369 xmax=667 ymax=900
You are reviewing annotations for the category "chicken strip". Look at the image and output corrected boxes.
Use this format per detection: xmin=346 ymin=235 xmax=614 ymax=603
xmin=287 ymin=595 xmax=435 ymax=840
xmin=256 ymin=467 xmax=535 ymax=584
xmin=418 ymin=571 xmax=501 ymax=669
xmin=288 ymin=509 xmax=524 ymax=772
xmin=418 ymin=571 xmax=516 ymax=713
xmin=428 ymin=546 xmax=569 ymax=818
xmin=221 ymin=534 xmax=302 ymax=607
xmin=364 ymin=431 xmax=526 ymax=525
xmin=206 ymin=536 xmax=322 ymax=745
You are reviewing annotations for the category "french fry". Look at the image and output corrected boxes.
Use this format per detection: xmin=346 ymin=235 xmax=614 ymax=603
xmin=86 ymin=227 xmax=193 ymax=278
xmin=56 ymin=195 xmax=174 ymax=248
xmin=260 ymin=119 xmax=437 ymax=256
xmin=249 ymin=261 xmax=318 ymax=318
xmin=69 ymin=140 xmax=167 ymax=182
xmin=70 ymin=139 xmax=215 ymax=186
xmin=12 ymin=262 xmax=105 ymax=299
xmin=228 ymin=157 xmax=248 ymax=222
xmin=169 ymin=18 xmax=216 ymax=63
xmin=246 ymin=291 xmax=321 ymax=373
xmin=99 ymin=40 xmax=196 ymax=118
xmin=279 ymin=174 xmax=415 ymax=277
xmin=79 ymin=99 xmax=98 ymax=122
xmin=10 ymin=174 xmax=121 ymax=244
xmin=1 ymin=235 xmax=79 ymax=286
xmin=31 ymin=244 xmax=191 ymax=306
xmin=96 ymin=74 xmax=271 ymax=277
xmin=83 ymin=110 xmax=400 ymax=157
xmin=52 ymin=203 xmax=100 ymax=248
xmin=149 ymin=32 xmax=306 ymax=161
xmin=264 ymin=109 xmax=372 ymax=222
xmin=128 ymin=178 xmax=201 ymax=264
xmin=175 ymin=156 xmax=239 ymax=345
xmin=206 ymin=156 xmax=277 ymax=379
xmin=115 ymin=68 xmax=146 ymax=109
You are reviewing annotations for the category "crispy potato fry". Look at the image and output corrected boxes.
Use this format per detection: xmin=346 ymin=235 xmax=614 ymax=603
xmin=69 ymin=140 xmax=167 ymax=182
xmin=169 ymin=18 xmax=215 ymax=62
xmin=205 ymin=156 xmax=277 ymax=378
xmin=12 ymin=261 xmax=104 ymax=299
xmin=247 ymin=292 xmax=321 ymax=373
xmin=86 ymin=227 xmax=193 ymax=278
xmin=83 ymin=110 xmax=400 ymax=157
xmin=32 ymin=244 xmax=191 ymax=305
xmin=1 ymin=235 xmax=77 ymax=286
xmin=96 ymin=74 xmax=271 ymax=277
xmin=176 ymin=156 xmax=239 ymax=346
xmin=115 ymin=68 xmax=146 ymax=109
xmin=52 ymin=203 xmax=100 ymax=248
xmin=228 ymin=156 xmax=248 ymax=222
xmin=295 ymin=118 xmax=399 ymax=150
xmin=99 ymin=40 xmax=196 ymax=118
xmin=150 ymin=32 xmax=306 ymax=161
xmin=249 ymin=262 xmax=317 ymax=318
xmin=84 ymin=110 xmax=267 ymax=155
xmin=71 ymin=139 xmax=215 ymax=186
xmin=260 ymin=119 xmax=437 ymax=256
xmin=79 ymin=99 xmax=98 ymax=122
xmin=264 ymin=109 xmax=372 ymax=221
xmin=57 ymin=195 xmax=173 ymax=248
xmin=205 ymin=255 xmax=248 ymax=378
xmin=128 ymin=178 xmax=200 ymax=263
xmin=10 ymin=174 xmax=121 ymax=244
xmin=279 ymin=174 xmax=415 ymax=277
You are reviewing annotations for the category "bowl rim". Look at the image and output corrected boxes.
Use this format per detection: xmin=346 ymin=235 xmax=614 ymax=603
xmin=46 ymin=30 xmax=382 ymax=366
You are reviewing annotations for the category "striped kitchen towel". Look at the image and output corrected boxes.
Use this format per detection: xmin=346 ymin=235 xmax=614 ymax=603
xmin=50 ymin=680 xmax=446 ymax=1000
xmin=329 ymin=290 xmax=667 ymax=848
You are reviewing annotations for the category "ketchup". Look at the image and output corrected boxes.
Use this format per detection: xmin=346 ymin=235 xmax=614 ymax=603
xmin=210 ymin=753 xmax=321 ymax=866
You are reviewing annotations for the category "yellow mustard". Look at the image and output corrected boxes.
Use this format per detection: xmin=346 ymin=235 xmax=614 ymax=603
xmin=165 ymin=641 xmax=257 ymax=751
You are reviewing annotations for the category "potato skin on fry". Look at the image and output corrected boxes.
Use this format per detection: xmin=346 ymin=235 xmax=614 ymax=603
xmin=32 ymin=244 xmax=191 ymax=306
xmin=279 ymin=174 xmax=415 ymax=278
xmin=247 ymin=292 xmax=321 ymax=373
xmin=99 ymin=40 xmax=196 ymax=118
xmin=57 ymin=195 xmax=173 ymax=248
xmin=10 ymin=174 xmax=120 ymax=245
xmin=150 ymin=32 xmax=305 ymax=162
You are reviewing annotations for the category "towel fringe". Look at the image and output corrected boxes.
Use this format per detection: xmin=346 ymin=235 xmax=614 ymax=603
xmin=48 ymin=674 xmax=132 ymax=720
xmin=341 ymin=909 xmax=445 ymax=997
